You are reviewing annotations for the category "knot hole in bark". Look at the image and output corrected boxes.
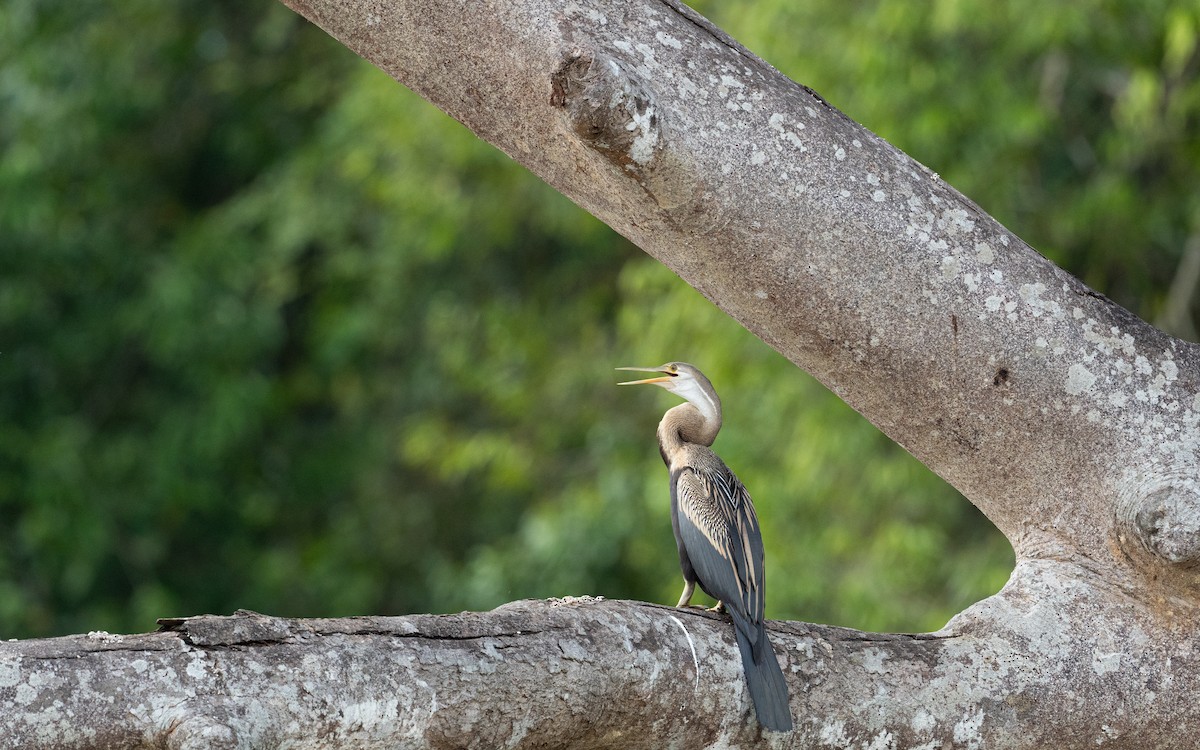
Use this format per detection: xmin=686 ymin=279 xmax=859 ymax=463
xmin=551 ymin=49 xmax=662 ymax=174
xmin=1118 ymin=475 xmax=1200 ymax=571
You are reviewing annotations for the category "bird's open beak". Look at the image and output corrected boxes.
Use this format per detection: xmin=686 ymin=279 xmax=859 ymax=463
xmin=616 ymin=366 xmax=673 ymax=386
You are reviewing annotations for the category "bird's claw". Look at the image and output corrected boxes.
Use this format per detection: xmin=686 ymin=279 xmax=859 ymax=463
xmin=674 ymin=603 xmax=726 ymax=614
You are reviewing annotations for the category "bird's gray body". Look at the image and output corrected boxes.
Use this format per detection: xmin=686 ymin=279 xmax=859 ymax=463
xmin=620 ymin=362 xmax=792 ymax=732
xmin=661 ymin=413 xmax=793 ymax=733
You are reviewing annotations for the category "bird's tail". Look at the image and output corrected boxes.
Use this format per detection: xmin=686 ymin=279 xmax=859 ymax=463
xmin=733 ymin=619 xmax=793 ymax=732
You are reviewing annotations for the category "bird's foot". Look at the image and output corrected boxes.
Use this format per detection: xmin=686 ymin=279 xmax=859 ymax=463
xmin=707 ymin=601 xmax=726 ymax=614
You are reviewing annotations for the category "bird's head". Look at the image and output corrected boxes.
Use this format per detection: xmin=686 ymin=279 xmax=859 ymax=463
xmin=617 ymin=362 xmax=721 ymax=424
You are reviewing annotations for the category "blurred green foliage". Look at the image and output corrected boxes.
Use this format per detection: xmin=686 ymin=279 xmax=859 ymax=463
xmin=1 ymin=0 xmax=1196 ymax=638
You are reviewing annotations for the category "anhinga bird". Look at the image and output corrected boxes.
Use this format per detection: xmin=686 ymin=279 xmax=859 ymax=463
xmin=618 ymin=362 xmax=793 ymax=732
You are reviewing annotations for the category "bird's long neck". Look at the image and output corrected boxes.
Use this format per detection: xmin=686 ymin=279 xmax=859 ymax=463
xmin=657 ymin=401 xmax=722 ymax=464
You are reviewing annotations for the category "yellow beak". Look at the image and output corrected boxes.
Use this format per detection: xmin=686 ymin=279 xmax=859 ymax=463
xmin=615 ymin=366 xmax=673 ymax=386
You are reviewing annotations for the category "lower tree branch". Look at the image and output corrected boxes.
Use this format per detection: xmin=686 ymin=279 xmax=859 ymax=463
xmin=3 ymin=580 xmax=1196 ymax=748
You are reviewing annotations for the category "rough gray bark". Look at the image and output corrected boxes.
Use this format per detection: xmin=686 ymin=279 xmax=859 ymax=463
xmin=1 ymin=595 xmax=1182 ymax=750
xmin=6 ymin=0 xmax=1198 ymax=747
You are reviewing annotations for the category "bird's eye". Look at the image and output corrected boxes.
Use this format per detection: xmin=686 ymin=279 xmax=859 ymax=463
xmin=667 ymin=364 xmax=678 ymax=375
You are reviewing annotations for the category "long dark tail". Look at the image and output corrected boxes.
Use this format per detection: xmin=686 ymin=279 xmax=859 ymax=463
xmin=732 ymin=618 xmax=793 ymax=732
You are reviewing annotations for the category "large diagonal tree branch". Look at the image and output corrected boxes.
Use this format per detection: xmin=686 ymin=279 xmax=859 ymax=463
xmin=272 ymin=0 xmax=1200 ymax=579
xmin=5 ymin=0 xmax=1198 ymax=747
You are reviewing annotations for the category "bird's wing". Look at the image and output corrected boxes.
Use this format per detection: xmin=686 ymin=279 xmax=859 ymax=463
xmin=674 ymin=464 xmax=766 ymax=625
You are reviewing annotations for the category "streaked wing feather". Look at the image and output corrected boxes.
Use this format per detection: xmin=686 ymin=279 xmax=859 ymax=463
xmin=717 ymin=467 xmax=766 ymax=622
xmin=707 ymin=468 xmax=764 ymax=618
xmin=674 ymin=465 xmax=766 ymax=623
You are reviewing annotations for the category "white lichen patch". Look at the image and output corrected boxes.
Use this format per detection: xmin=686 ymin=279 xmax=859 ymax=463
xmin=675 ymin=75 xmax=701 ymax=101
xmin=340 ymin=698 xmax=401 ymax=733
xmin=835 ymin=146 xmax=847 ymax=161
xmin=558 ymin=639 xmax=590 ymax=661
xmin=910 ymin=709 xmax=937 ymax=733
xmin=1065 ymin=363 xmax=1097 ymax=396
xmin=953 ymin=708 xmax=984 ymax=749
xmin=13 ymin=681 xmax=38 ymax=706
xmin=975 ymin=241 xmax=995 ymax=264
xmin=1092 ymin=649 xmax=1122 ymax=676
xmin=654 ymin=31 xmax=681 ymax=49
xmin=905 ymin=194 xmax=932 ymax=223
xmin=941 ymin=207 xmax=976 ymax=235
xmin=633 ymin=42 xmax=657 ymax=65
xmin=716 ymin=74 xmax=743 ymax=97
xmin=627 ymin=103 xmax=658 ymax=165
xmin=861 ymin=647 xmax=888 ymax=674
xmin=0 ymin=658 xmax=19 ymax=688
xmin=185 ymin=653 xmax=207 ymax=679
xmin=1143 ymin=356 xmax=1180 ymax=405
xmin=1018 ymin=282 xmax=1046 ymax=302
xmin=1080 ymin=320 xmax=1137 ymax=358
xmin=1015 ymin=282 xmax=1064 ymax=319
xmin=562 ymin=3 xmax=609 ymax=25
xmin=818 ymin=719 xmax=851 ymax=746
